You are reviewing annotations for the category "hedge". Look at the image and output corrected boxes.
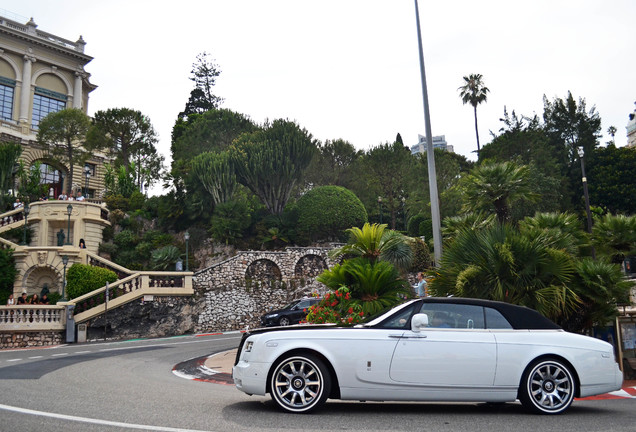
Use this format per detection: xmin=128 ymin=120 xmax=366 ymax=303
xmin=66 ymin=263 xmax=118 ymax=300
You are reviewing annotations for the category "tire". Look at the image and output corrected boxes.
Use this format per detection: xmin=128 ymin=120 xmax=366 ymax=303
xmin=519 ymin=358 xmax=576 ymax=414
xmin=278 ymin=316 xmax=290 ymax=326
xmin=269 ymin=354 xmax=331 ymax=413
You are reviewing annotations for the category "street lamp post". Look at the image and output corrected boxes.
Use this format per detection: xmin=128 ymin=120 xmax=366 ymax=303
xmin=378 ymin=197 xmax=383 ymax=224
xmin=61 ymin=255 xmax=69 ymax=301
xmin=577 ymin=146 xmax=595 ymax=259
xmin=184 ymin=231 xmax=190 ymax=272
xmin=84 ymin=166 xmax=91 ymax=199
xmin=66 ymin=204 xmax=73 ymax=245
xmin=22 ymin=203 xmax=30 ymax=245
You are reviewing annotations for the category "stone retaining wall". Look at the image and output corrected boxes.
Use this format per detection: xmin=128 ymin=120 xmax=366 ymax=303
xmin=0 ymin=331 xmax=64 ymax=349
xmin=194 ymin=247 xmax=333 ymax=332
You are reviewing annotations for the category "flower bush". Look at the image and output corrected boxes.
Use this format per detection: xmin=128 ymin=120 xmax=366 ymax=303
xmin=305 ymin=286 xmax=365 ymax=325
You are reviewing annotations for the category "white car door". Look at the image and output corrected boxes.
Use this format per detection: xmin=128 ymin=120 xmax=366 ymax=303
xmin=389 ymin=304 xmax=497 ymax=386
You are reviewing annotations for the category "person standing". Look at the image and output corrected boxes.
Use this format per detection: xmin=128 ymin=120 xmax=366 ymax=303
xmin=415 ymin=272 xmax=428 ymax=298
xmin=6 ymin=294 xmax=15 ymax=305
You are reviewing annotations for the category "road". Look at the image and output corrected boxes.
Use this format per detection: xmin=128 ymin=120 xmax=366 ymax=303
xmin=0 ymin=334 xmax=635 ymax=432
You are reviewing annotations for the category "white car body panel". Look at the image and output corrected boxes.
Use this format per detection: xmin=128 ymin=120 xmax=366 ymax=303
xmin=232 ymin=299 xmax=623 ymax=410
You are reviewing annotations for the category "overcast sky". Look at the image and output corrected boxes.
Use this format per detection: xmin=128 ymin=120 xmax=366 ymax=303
xmin=3 ymin=1 xmax=635 ymax=182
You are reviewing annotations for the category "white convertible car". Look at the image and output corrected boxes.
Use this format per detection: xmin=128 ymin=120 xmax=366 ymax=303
xmin=232 ymin=297 xmax=622 ymax=414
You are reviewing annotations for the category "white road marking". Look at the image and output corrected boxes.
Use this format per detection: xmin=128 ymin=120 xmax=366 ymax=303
xmin=51 ymin=353 xmax=68 ymax=357
xmin=28 ymin=356 xmax=43 ymax=359
xmin=6 ymin=359 xmax=22 ymax=362
xmin=0 ymin=403 xmax=210 ymax=432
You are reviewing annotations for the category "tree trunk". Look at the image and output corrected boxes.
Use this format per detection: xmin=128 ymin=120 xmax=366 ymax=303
xmin=473 ymin=105 xmax=480 ymax=158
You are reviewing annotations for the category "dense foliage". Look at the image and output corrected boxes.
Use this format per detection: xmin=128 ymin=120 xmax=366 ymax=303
xmin=296 ymin=186 xmax=367 ymax=242
xmin=66 ymin=264 xmax=118 ymax=300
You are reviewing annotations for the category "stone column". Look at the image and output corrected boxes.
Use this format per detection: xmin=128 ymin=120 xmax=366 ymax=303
xmin=19 ymin=55 xmax=36 ymax=126
xmin=73 ymin=72 xmax=83 ymax=109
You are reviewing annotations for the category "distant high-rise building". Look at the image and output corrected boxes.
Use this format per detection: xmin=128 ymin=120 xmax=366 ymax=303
xmin=627 ymin=103 xmax=636 ymax=148
xmin=410 ymin=135 xmax=454 ymax=154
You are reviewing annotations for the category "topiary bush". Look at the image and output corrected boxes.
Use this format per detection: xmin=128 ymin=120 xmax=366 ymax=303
xmin=66 ymin=264 xmax=118 ymax=300
xmin=407 ymin=214 xmax=428 ymax=237
xmin=408 ymin=237 xmax=432 ymax=272
xmin=296 ymin=186 xmax=367 ymax=243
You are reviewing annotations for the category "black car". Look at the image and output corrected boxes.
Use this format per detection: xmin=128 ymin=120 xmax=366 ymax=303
xmin=260 ymin=297 xmax=321 ymax=327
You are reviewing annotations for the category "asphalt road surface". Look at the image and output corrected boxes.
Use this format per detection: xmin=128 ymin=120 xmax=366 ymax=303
xmin=0 ymin=334 xmax=635 ymax=432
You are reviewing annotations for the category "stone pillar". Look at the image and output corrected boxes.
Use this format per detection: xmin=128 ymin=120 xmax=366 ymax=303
xmin=73 ymin=72 xmax=83 ymax=109
xmin=19 ymin=55 xmax=36 ymax=126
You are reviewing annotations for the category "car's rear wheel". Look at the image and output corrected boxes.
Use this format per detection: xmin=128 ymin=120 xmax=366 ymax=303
xmin=270 ymin=354 xmax=331 ymax=413
xmin=519 ymin=358 xmax=575 ymax=414
xmin=278 ymin=317 xmax=290 ymax=326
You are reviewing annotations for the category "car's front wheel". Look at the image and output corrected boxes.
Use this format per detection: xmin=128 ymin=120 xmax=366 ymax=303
xmin=269 ymin=354 xmax=331 ymax=413
xmin=519 ymin=358 xmax=576 ymax=414
xmin=278 ymin=317 xmax=290 ymax=326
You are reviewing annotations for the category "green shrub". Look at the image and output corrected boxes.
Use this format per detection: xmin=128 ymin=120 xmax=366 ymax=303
xmin=98 ymin=242 xmax=117 ymax=256
xmin=66 ymin=264 xmax=118 ymax=300
xmin=114 ymin=229 xmax=137 ymax=249
xmin=407 ymin=214 xmax=427 ymax=237
xmin=105 ymin=194 xmax=130 ymax=212
xmin=296 ymin=186 xmax=367 ymax=242
xmin=128 ymin=191 xmax=145 ymax=211
xmin=408 ymin=237 xmax=432 ymax=272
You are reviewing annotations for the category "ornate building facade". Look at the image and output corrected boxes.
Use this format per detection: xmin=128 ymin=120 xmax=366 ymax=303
xmin=0 ymin=15 xmax=109 ymax=198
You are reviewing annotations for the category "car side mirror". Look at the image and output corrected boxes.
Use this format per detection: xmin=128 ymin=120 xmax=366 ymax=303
xmin=411 ymin=313 xmax=429 ymax=332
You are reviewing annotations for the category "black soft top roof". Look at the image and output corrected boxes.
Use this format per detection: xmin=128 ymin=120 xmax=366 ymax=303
xmin=421 ymin=297 xmax=561 ymax=330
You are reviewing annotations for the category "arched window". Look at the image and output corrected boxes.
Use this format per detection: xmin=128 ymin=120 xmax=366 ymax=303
xmin=31 ymin=87 xmax=67 ymax=128
xmin=39 ymin=163 xmax=64 ymax=198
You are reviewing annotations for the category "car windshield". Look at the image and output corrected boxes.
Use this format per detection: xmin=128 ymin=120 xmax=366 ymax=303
xmin=360 ymin=299 xmax=419 ymax=327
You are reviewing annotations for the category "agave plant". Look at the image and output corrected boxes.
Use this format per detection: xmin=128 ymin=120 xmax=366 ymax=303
xmin=151 ymin=245 xmax=182 ymax=271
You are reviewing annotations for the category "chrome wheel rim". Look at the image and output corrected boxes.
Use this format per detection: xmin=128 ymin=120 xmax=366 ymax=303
xmin=279 ymin=317 xmax=290 ymax=326
xmin=272 ymin=358 xmax=323 ymax=411
xmin=528 ymin=361 xmax=573 ymax=412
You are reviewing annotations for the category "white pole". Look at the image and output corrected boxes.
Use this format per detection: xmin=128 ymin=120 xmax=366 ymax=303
xmin=414 ymin=0 xmax=442 ymax=265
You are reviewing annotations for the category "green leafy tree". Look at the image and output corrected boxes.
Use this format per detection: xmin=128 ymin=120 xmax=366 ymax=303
xmin=304 ymin=139 xmax=362 ymax=188
xmin=296 ymin=185 xmax=368 ymax=243
xmin=587 ymin=144 xmax=636 ymax=214
xmin=87 ymin=108 xmax=159 ymax=171
xmin=16 ymin=160 xmax=48 ymax=203
xmin=191 ymin=151 xmax=237 ymax=205
xmin=36 ymin=108 xmax=91 ymax=195
xmin=357 ymin=141 xmax=416 ymax=229
xmin=179 ymin=51 xmax=224 ymax=119
xmin=330 ymin=223 xmax=413 ymax=270
xmin=230 ymin=119 xmax=317 ymax=215
xmin=458 ymin=73 xmax=490 ymax=156
xmin=0 ymin=141 xmax=21 ymax=211
xmin=458 ymin=161 xmax=539 ymax=223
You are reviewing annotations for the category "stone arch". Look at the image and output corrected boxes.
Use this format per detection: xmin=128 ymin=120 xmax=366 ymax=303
xmin=19 ymin=151 xmax=68 ymax=198
xmin=245 ymin=258 xmax=282 ymax=282
xmin=22 ymin=264 xmax=62 ymax=296
xmin=294 ymin=254 xmax=328 ymax=278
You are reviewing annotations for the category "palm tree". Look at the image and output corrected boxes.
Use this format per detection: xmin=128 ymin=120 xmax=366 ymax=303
xmin=591 ymin=214 xmax=636 ymax=264
xmin=459 ymin=161 xmax=539 ymax=223
xmin=429 ymin=224 xmax=580 ymax=321
xmin=458 ymin=74 xmax=490 ymax=157
xmin=329 ymin=223 xmax=412 ymax=270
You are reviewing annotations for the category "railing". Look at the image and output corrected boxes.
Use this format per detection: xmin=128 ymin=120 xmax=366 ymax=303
xmin=0 ymin=306 xmax=66 ymax=331
xmin=0 ymin=207 xmax=25 ymax=230
xmin=71 ymin=271 xmax=193 ymax=323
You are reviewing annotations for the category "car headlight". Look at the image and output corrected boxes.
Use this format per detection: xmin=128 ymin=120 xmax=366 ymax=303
xmin=244 ymin=341 xmax=254 ymax=353
xmin=265 ymin=313 xmax=279 ymax=319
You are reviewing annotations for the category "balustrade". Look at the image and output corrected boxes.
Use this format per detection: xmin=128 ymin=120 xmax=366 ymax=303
xmin=0 ymin=306 xmax=65 ymax=330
